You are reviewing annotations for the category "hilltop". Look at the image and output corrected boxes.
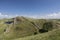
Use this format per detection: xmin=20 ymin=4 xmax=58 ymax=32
xmin=0 ymin=16 xmax=60 ymax=40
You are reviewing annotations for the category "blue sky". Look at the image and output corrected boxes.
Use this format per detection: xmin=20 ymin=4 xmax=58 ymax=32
xmin=0 ymin=0 xmax=60 ymax=19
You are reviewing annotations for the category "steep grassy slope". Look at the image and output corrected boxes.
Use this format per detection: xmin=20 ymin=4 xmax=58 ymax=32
xmin=0 ymin=17 xmax=60 ymax=40
xmin=14 ymin=28 xmax=60 ymax=40
xmin=0 ymin=17 xmax=37 ymax=40
xmin=0 ymin=17 xmax=41 ymax=40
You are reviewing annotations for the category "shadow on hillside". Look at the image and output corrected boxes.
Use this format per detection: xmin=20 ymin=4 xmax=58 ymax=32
xmin=34 ymin=22 xmax=53 ymax=34
xmin=38 ymin=22 xmax=53 ymax=33
xmin=39 ymin=29 xmax=48 ymax=33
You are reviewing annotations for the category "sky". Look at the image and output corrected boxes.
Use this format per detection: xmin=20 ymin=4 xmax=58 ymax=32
xmin=0 ymin=0 xmax=60 ymax=19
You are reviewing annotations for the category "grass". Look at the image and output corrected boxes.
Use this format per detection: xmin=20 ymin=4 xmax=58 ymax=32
xmin=14 ymin=28 xmax=60 ymax=40
xmin=0 ymin=17 xmax=60 ymax=40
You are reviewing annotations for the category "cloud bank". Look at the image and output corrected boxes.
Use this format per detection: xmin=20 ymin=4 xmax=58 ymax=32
xmin=0 ymin=12 xmax=60 ymax=19
xmin=39 ymin=12 xmax=60 ymax=19
xmin=0 ymin=13 xmax=18 ymax=19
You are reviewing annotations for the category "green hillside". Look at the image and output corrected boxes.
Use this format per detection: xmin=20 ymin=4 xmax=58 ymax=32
xmin=15 ymin=28 xmax=60 ymax=40
xmin=0 ymin=16 xmax=60 ymax=40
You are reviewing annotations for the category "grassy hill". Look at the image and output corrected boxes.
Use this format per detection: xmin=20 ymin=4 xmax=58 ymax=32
xmin=0 ymin=16 xmax=60 ymax=40
xmin=15 ymin=28 xmax=60 ymax=40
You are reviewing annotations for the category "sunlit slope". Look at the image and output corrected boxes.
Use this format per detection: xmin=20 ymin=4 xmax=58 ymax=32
xmin=15 ymin=28 xmax=60 ymax=40
xmin=0 ymin=17 xmax=46 ymax=40
xmin=0 ymin=17 xmax=60 ymax=40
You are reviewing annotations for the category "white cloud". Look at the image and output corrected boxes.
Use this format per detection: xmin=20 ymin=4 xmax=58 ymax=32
xmin=0 ymin=13 xmax=17 ymax=19
xmin=39 ymin=12 xmax=60 ymax=19
xmin=0 ymin=12 xmax=60 ymax=19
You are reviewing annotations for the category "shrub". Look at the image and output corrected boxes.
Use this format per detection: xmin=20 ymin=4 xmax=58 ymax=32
xmin=34 ymin=32 xmax=37 ymax=35
xmin=4 ymin=29 xmax=6 ymax=32
xmin=43 ymin=22 xmax=53 ymax=31
xmin=39 ymin=29 xmax=48 ymax=33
